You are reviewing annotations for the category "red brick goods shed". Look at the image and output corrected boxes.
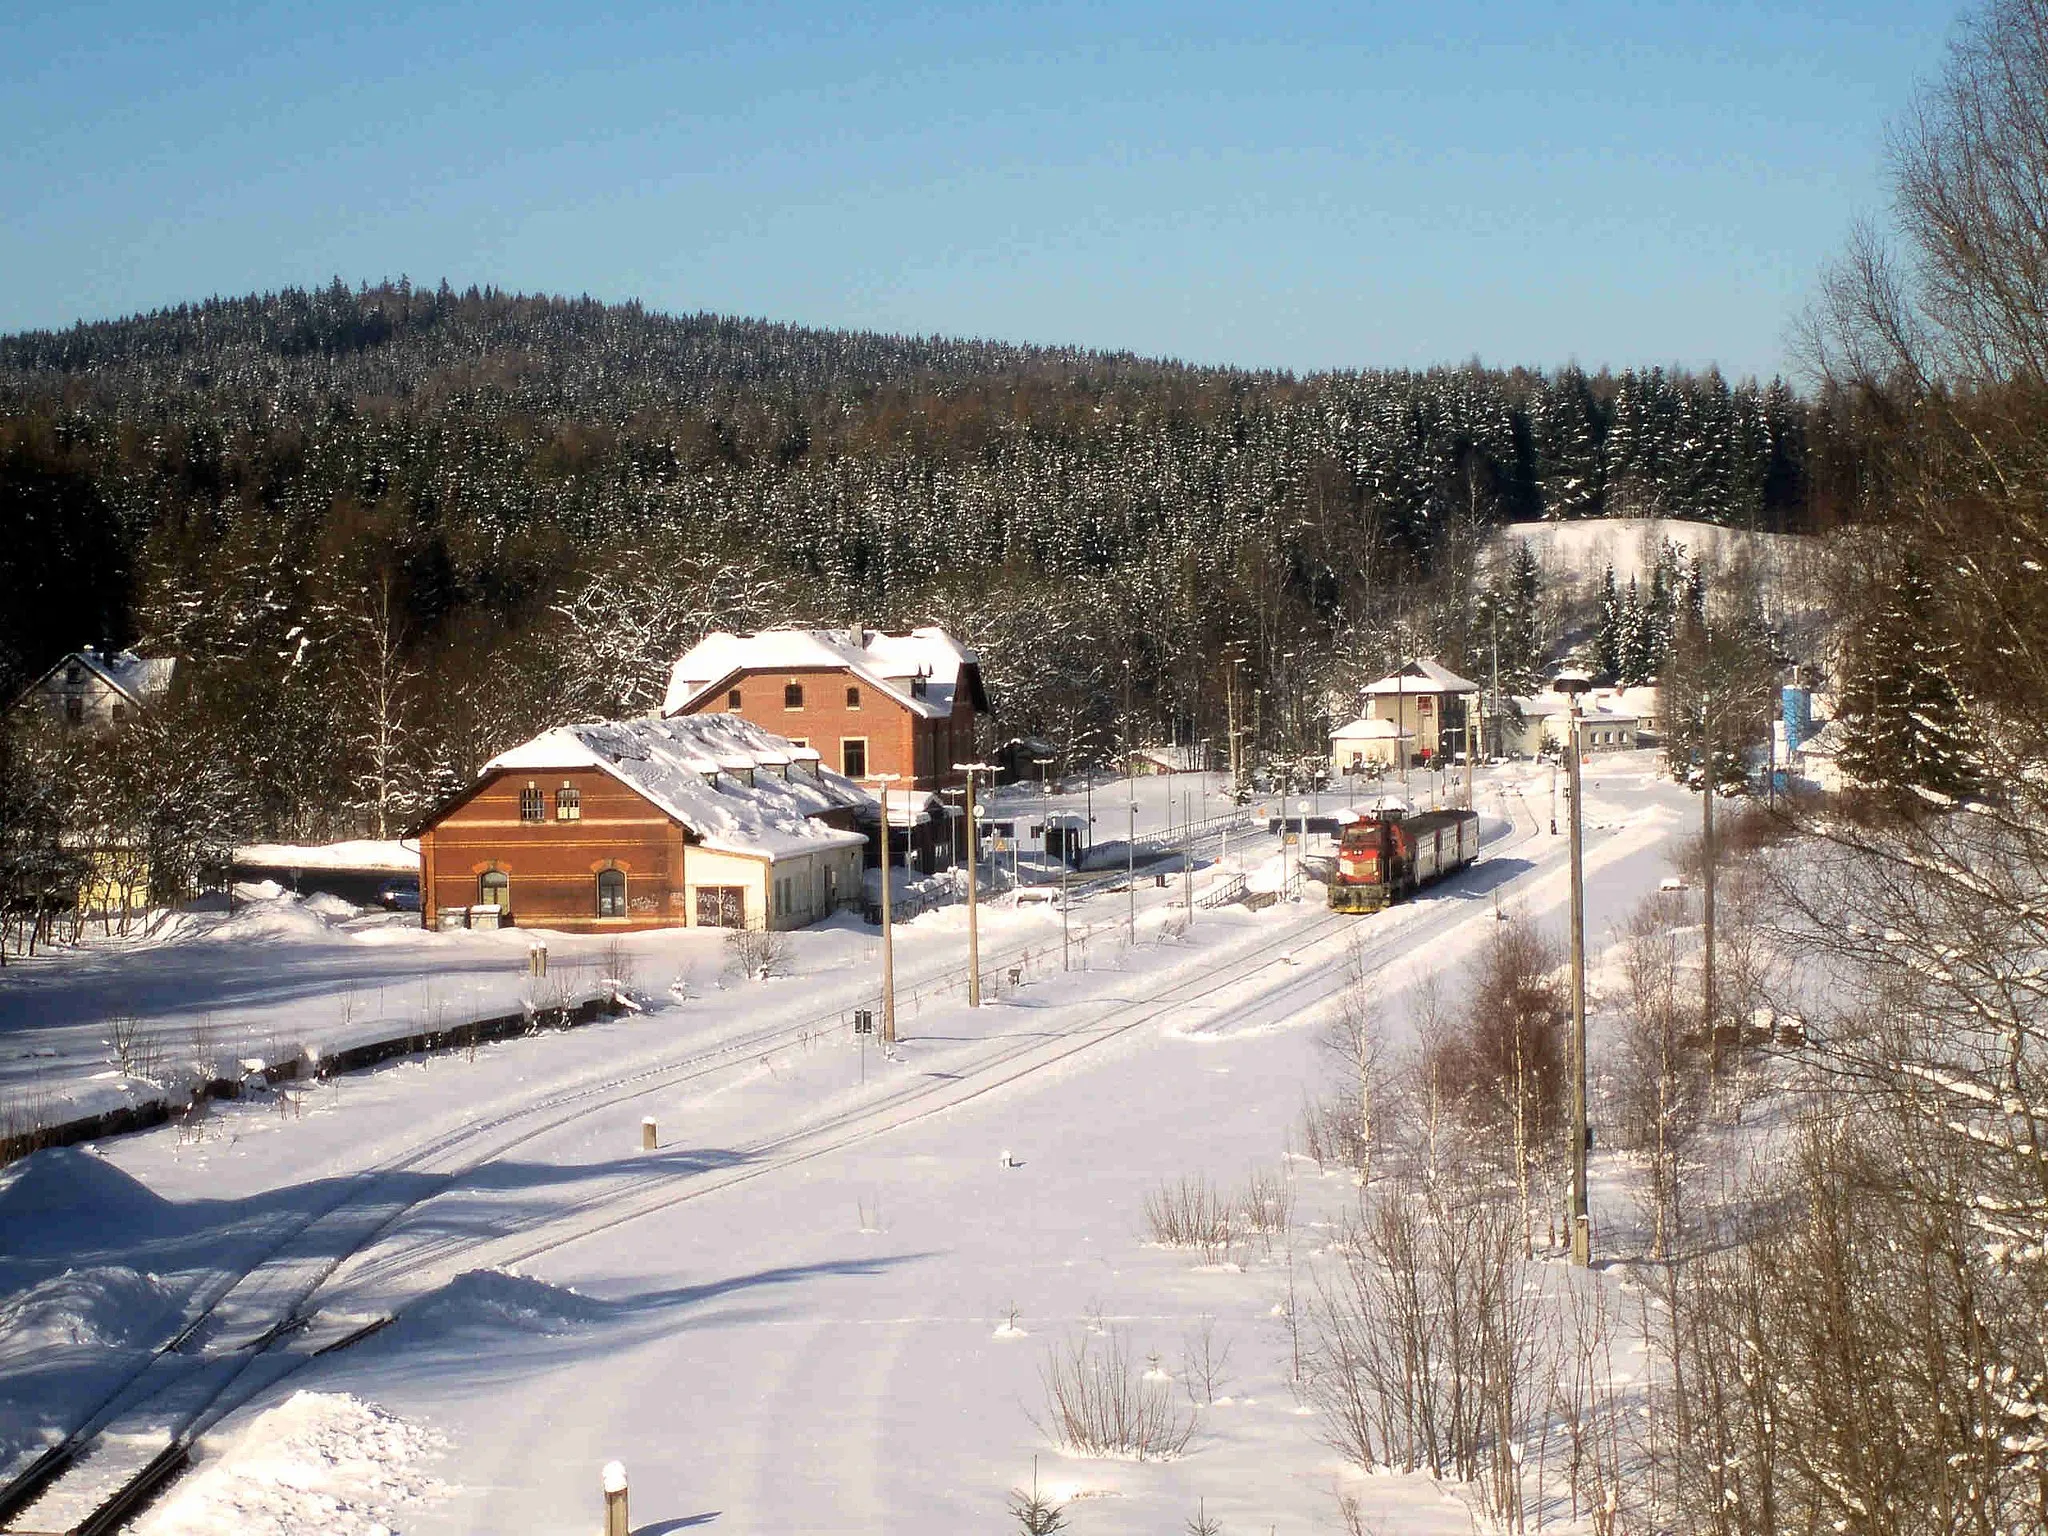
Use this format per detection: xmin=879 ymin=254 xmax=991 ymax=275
xmin=413 ymin=715 xmax=869 ymax=933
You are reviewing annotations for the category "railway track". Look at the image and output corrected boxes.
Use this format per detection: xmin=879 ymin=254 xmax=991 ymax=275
xmin=4 ymin=806 xmax=1548 ymax=1535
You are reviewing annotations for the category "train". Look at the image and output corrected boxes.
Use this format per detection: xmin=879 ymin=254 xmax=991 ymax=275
xmin=1328 ymin=803 xmax=1481 ymax=913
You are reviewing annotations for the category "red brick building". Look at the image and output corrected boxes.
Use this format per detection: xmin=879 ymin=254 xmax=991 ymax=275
xmin=411 ymin=715 xmax=869 ymax=933
xmin=661 ymin=627 xmax=991 ymax=793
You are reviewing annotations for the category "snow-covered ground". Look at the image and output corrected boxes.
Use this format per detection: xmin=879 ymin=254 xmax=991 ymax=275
xmin=0 ymin=757 xmax=1701 ymax=1534
xmin=1490 ymin=515 xmax=1812 ymax=592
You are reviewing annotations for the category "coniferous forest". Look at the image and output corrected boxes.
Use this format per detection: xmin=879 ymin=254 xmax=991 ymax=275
xmin=0 ymin=285 xmax=1825 ymax=841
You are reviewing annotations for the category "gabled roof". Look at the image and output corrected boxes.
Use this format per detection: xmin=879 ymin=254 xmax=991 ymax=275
xmin=1330 ymin=717 xmax=1411 ymax=740
xmin=1362 ymin=658 xmax=1482 ymax=696
xmin=15 ymin=648 xmax=178 ymax=708
xmin=662 ymin=626 xmax=991 ymax=720
xmin=474 ymin=715 xmax=868 ymax=859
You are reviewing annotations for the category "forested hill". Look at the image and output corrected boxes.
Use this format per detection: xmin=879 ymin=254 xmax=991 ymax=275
xmin=0 ymin=282 xmax=1817 ymax=839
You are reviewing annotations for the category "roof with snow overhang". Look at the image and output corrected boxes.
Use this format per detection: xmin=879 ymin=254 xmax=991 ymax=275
xmin=478 ymin=715 xmax=868 ymax=860
xmin=662 ymin=626 xmax=989 ymax=720
xmin=1330 ymin=717 xmax=1412 ymax=740
xmin=1362 ymin=659 xmax=1482 ymax=696
xmin=16 ymin=647 xmax=179 ymax=708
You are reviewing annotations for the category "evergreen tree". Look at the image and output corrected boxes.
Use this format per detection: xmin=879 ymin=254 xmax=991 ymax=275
xmin=1596 ymin=566 xmax=1622 ymax=677
xmin=1837 ymin=559 xmax=1979 ymax=803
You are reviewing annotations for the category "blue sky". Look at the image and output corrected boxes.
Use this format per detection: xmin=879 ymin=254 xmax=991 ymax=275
xmin=3 ymin=1 xmax=1961 ymax=379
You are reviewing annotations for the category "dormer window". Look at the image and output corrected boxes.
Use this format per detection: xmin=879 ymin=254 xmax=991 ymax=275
xmin=728 ymin=689 xmax=743 ymax=709
xmin=520 ymin=784 xmax=544 ymax=822
xmin=732 ymin=766 xmax=756 ymax=788
xmin=556 ymin=786 xmax=581 ymax=821
xmin=910 ymin=676 xmax=928 ymax=700
xmin=846 ymin=686 xmax=861 ymax=709
xmin=783 ymin=683 xmax=804 ymax=710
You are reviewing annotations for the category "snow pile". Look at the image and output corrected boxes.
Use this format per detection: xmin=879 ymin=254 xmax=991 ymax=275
xmin=398 ymin=1268 xmax=607 ymax=1337
xmin=301 ymin=893 xmax=361 ymax=922
xmin=135 ymin=1391 xmax=445 ymax=1536
xmin=0 ymin=1264 xmax=177 ymax=1352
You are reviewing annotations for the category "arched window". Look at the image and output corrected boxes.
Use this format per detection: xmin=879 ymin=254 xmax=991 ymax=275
xmin=845 ymin=685 xmax=861 ymax=709
xmin=783 ymin=682 xmax=804 ymax=710
xmin=597 ymin=868 xmax=626 ymax=918
xmin=479 ymin=869 xmax=510 ymax=908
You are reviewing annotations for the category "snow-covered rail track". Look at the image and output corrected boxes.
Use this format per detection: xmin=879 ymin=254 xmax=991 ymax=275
xmin=6 ymin=812 xmax=1546 ymax=1535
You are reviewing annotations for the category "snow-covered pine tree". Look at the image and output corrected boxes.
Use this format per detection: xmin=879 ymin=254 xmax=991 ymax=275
xmin=1836 ymin=558 xmax=1979 ymax=804
xmin=1597 ymin=566 xmax=1622 ymax=677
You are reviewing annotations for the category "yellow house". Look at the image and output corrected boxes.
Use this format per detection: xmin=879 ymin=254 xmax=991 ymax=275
xmin=1359 ymin=660 xmax=1483 ymax=764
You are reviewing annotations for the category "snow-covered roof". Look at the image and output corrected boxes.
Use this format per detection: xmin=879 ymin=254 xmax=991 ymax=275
xmin=482 ymin=715 xmax=869 ymax=860
xmin=859 ymin=785 xmax=945 ymax=828
xmin=662 ymin=626 xmax=984 ymax=720
xmin=26 ymin=647 xmax=178 ymax=706
xmin=1330 ymin=717 xmax=1411 ymax=740
xmin=1132 ymin=743 xmax=1208 ymax=771
xmin=1362 ymin=658 xmax=1482 ymax=696
xmin=1508 ymin=689 xmax=1640 ymax=725
xmin=235 ymin=840 xmax=419 ymax=872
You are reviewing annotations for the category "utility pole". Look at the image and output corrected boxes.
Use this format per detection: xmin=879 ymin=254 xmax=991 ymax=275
xmin=1126 ymin=778 xmax=1137 ymax=944
xmin=1555 ymin=670 xmax=1592 ymax=1267
xmin=875 ymin=773 xmax=901 ymax=1046
xmin=1702 ymin=714 xmax=1719 ymax=1075
xmin=955 ymin=761 xmax=992 ymax=1006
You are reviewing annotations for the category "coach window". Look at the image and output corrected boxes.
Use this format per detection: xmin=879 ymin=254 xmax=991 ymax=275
xmin=597 ymin=868 xmax=626 ymax=918
xmin=479 ymin=869 xmax=510 ymax=908
xmin=784 ymin=682 xmax=804 ymax=710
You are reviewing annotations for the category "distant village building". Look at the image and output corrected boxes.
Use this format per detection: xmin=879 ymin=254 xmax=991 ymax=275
xmin=410 ymin=715 xmax=869 ymax=933
xmin=1357 ymin=660 xmax=1483 ymax=764
xmin=12 ymin=647 xmax=178 ymax=730
xmin=1499 ymin=684 xmax=1642 ymax=756
xmin=662 ymin=627 xmax=991 ymax=793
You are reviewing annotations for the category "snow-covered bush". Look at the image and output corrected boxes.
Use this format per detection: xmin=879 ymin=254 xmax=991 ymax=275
xmin=1037 ymin=1329 xmax=1196 ymax=1461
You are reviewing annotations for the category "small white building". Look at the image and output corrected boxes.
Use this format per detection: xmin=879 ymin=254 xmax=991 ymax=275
xmin=1792 ymin=717 xmax=1850 ymax=792
xmin=1357 ymin=659 xmax=1482 ymax=764
xmin=1329 ymin=717 xmax=1412 ymax=776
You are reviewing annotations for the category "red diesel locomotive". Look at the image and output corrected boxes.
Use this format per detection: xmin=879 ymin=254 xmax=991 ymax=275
xmin=1328 ymin=804 xmax=1481 ymax=912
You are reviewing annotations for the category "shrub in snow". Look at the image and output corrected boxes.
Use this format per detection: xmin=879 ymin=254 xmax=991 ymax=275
xmin=1037 ymin=1328 xmax=1196 ymax=1461
xmin=1142 ymin=1175 xmax=1239 ymax=1265
xmin=722 ymin=924 xmax=790 ymax=981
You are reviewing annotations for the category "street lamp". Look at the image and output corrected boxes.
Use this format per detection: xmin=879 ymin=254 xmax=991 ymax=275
xmin=872 ymin=772 xmax=903 ymax=1047
xmin=1552 ymin=667 xmax=1593 ymax=1266
xmin=954 ymin=761 xmax=993 ymax=1007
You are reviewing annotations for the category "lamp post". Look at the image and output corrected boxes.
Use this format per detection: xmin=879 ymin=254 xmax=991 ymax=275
xmin=1553 ymin=668 xmax=1592 ymax=1266
xmin=873 ymin=773 xmax=901 ymax=1046
xmin=954 ymin=762 xmax=993 ymax=1007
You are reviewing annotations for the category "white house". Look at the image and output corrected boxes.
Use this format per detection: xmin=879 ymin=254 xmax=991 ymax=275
xmin=1329 ymin=716 xmax=1412 ymax=775
xmin=12 ymin=647 xmax=178 ymax=730
xmin=1499 ymin=688 xmax=1642 ymax=756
